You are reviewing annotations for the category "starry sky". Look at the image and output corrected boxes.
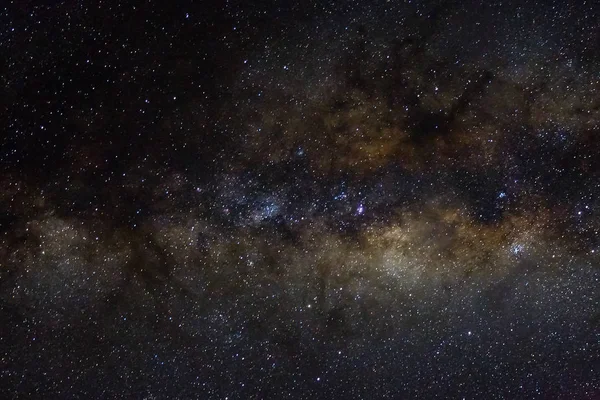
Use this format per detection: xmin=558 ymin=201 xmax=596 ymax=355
xmin=1 ymin=0 xmax=599 ymax=398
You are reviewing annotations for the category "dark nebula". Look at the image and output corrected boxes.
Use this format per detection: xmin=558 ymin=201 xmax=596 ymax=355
xmin=1 ymin=0 xmax=599 ymax=398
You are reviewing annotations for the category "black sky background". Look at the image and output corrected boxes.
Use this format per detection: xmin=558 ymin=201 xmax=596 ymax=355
xmin=1 ymin=0 xmax=599 ymax=398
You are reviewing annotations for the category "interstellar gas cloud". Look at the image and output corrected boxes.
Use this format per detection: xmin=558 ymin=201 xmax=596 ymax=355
xmin=0 ymin=0 xmax=599 ymax=398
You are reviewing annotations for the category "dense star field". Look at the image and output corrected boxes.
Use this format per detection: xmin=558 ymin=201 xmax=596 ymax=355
xmin=1 ymin=0 xmax=599 ymax=398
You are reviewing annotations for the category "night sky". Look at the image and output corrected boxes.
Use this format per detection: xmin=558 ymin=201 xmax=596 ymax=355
xmin=1 ymin=0 xmax=600 ymax=398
